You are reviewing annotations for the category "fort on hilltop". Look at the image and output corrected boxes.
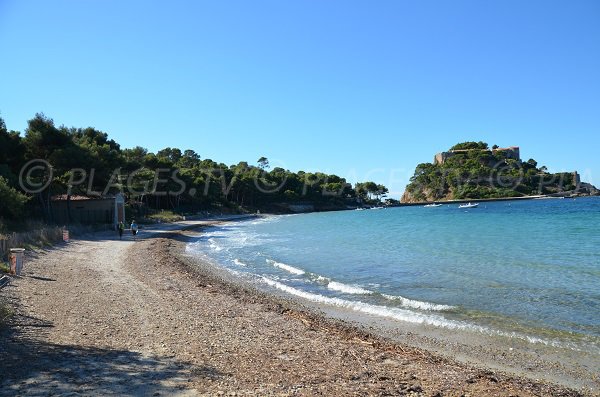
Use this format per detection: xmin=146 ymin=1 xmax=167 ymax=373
xmin=402 ymin=141 xmax=598 ymax=203
xmin=434 ymin=146 xmax=520 ymax=165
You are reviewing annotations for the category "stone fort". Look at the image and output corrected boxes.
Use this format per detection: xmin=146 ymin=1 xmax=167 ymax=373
xmin=434 ymin=146 xmax=520 ymax=165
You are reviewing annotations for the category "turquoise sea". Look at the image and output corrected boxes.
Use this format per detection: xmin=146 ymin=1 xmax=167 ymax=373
xmin=187 ymin=197 xmax=600 ymax=353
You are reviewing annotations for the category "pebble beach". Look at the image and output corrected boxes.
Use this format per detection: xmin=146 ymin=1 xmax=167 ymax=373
xmin=0 ymin=221 xmax=596 ymax=396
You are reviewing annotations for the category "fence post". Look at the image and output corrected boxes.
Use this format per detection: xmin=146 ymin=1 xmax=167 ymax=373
xmin=0 ymin=238 xmax=6 ymax=260
xmin=9 ymin=248 xmax=25 ymax=276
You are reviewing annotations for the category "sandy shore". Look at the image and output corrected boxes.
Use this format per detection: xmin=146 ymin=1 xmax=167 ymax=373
xmin=0 ymin=220 xmax=596 ymax=396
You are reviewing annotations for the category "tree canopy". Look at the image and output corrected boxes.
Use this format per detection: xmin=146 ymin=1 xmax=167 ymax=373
xmin=0 ymin=114 xmax=388 ymax=227
xmin=0 ymin=176 xmax=29 ymax=221
xmin=450 ymin=141 xmax=489 ymax=151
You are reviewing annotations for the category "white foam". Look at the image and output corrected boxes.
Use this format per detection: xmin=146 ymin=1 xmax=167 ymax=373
xmin=266 ymin=259 xmax=305 ymax=275
xmin=185 ymin=242 xmax=198 ymax=253
xmin=261 ymin=276 xmax=463 ymax=328
xmin=259 ymin=276 xmax=569 ymax=349
xmin=327 ymin=281 xmax=372 ymax=295
xmin=233 ymin=259 xmax=247 ymax=267
xmin=249 ymin=215 xmax=282 ymax=225
xmin=208 ymin=238 xmax=223 ymax=251
xmin=382 ymin=294 xmax=454 ymax=311
xmin=225 ymin=268 xmax=241 ymax=276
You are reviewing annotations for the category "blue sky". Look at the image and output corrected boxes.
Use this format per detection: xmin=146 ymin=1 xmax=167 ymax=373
xmin=1 ymin=0 xmax=599 ymax=197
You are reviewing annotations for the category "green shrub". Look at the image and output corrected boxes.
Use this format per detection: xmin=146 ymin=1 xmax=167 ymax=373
xmin=145 ymin=210 xmax=183 ymax=223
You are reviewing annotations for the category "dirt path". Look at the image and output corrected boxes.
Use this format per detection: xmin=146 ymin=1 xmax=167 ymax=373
xmin=0 ymin=222 xmax=592 ymax=396
xmin=0 ymin=228 xmax=204 ymax=396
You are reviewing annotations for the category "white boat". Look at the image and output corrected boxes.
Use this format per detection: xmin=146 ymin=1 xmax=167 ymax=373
xmin=370 ymin=206 xmax=385 ymax=210
xmin=424 ymin=203 xmax=442 ymax=207
xmin=458 ymin=202 xmax=479 ymax=209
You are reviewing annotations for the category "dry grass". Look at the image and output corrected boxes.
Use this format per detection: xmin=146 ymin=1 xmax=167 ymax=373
xmin=0 ymin=226 xmax=64 ymax=260
xmin=0 ymin=223 xmax=112 ymax=261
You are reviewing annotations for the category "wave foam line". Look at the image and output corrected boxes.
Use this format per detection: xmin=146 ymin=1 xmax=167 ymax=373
xmin=233 ymin=259 xmax=247 ymax=267
xmin=266 ymin=259 xmax=305 ymax=275
xmin=307 ymin=273 xmax=330 ymax=283
xmin=305 ymin=274 xmax=450 ymax=311
xmin=260 ymin=276 xmax=569 ymax=349
xmin=261 ymin=277 xmax=463 ymax=329
xmin=381 ymin=294 xmax=454 ymax=311
xmin=249 ymin=215 xmax=282 ymax=225
xmin=208 ymin=238 xmax=223 ymax=251
xmin=327 ymin=281 xmax=372 ymax=295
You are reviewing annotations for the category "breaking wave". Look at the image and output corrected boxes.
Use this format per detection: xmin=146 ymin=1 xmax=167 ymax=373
xmin=266 ymin=259 xmax=305 ymax=275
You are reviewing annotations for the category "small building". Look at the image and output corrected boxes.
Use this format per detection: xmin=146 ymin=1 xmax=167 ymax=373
xmin=50 ymin=193 xmax=125 ymax=228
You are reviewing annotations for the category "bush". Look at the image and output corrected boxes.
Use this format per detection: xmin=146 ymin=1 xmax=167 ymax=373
xmin=145 ymin=210 xmax=183 ymax=223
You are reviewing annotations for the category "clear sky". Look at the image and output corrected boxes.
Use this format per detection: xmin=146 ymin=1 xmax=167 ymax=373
xmin=1 ymin=0 xmax=599 ymax=197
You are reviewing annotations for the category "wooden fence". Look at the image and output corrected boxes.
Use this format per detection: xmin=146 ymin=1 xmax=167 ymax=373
xmin=0 ymin=227 xmax=64 ymax=261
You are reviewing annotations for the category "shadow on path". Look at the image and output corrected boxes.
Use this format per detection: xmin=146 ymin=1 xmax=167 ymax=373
xmin=69 ymin=215 xmax=257 ymax=243
xmin=0 ymin=316 xmax=224 ymax=396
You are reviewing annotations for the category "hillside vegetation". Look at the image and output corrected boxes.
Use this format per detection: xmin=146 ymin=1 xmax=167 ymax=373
xmin=401 ymin=141 xmax=593 ymax=203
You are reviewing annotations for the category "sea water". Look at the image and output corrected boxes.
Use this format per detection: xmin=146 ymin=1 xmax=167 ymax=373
xmin=187 ymin=197 xmax=600 ymax=353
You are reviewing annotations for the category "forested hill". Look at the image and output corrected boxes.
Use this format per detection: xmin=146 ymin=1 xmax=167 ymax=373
xmin=401 ymin=141 xmax=598 ymax=203
xmin=0 ymin=114 xmax=389 ymax=230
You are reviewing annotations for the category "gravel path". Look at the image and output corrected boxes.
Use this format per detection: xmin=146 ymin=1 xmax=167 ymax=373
xmin=0 ymin=222 xmax=594 ymax=396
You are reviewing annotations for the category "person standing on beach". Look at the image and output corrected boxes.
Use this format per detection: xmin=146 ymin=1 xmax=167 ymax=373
xmin=130 ymin=220 xmax=138 ymax=240
xmin=117 ymin=221 xmax=125 ymax=240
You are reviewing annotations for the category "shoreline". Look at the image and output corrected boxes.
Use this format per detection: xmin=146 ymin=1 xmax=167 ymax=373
xmin=0 ymin=219 xmax=596 ymax=395
xmin=395 ymin=193 xmax=599 ymax=207
xmin=172 ymin=223 xmax=599 ymax=395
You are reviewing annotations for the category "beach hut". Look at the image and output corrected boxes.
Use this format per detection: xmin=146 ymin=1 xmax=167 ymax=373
xmin=50 ymin=193 xmax=125 ymax=229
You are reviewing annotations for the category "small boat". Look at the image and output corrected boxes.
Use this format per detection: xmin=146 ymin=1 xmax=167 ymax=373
xmin=370 ymin=206 xmax=385 ymax=210
xmin=424 ymin=203 xmax=442 ymax=207
xmin=458 ymin=202 xmax=479 ymax=209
